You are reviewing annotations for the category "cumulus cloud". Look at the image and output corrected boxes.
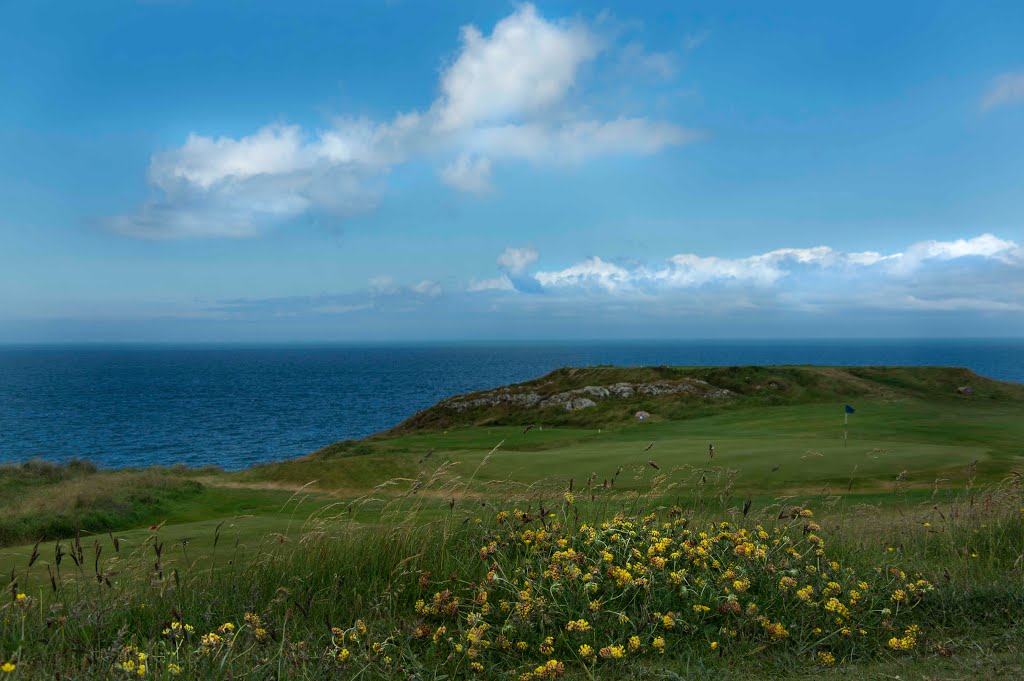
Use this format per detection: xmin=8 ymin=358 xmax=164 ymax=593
xmin=458 ymin=233 xmax=1022 ymax=315
xmin=433 ymin=4 xmax=598 ymax=131
xmin=440 ymin=154 xmax=493 ymax=192
xmin=531 ymin=234 xmax=1021 ymax=295
xmin=898 ymin=233 xmax=1020 ymax=265
xmin=412 ymin=279 xmax=443 ymax=297
xmin=981 ymin=71 xmax=1024 ymax=111
xmin=468 ymin=275 xmax=515 ymax=292
xmin=618 ymin=42 xmax=677 ymax=80
xmin=534 ymin=256 xmax=631 ymax=291
xmin=497 ymin=246 xmax=539 ymax=274
xmin=368 ymin=275 xmax=399 ymax=295
xmin=462 ymin=118 xmax=698 ymax=165
xmin=110 ymin=4 xmax=696 ymax=239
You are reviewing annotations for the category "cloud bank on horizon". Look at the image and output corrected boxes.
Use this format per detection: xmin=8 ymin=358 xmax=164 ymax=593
xmin=109 ymin=4 xmax=696 ymax=239
xmin=212 ymin=233 xmax=1023 ymax=325
xmin=515 ymin=233 xmax=1024 ymax=317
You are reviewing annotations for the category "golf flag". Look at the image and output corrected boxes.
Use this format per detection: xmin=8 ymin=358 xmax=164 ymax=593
xmin=843 ymin=404 xmax=855 ymax=435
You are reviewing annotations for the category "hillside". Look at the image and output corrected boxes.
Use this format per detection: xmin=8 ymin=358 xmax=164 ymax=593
xmin=381 ymin=364 xmax=1023 ymax=436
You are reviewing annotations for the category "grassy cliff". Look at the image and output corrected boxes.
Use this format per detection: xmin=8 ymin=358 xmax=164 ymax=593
xmin=382 ymin=365 xmax=1023 ymax=434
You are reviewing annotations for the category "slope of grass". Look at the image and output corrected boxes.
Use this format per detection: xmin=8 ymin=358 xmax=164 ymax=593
xmin=386 ymin=365 xmax=1023 ymax=434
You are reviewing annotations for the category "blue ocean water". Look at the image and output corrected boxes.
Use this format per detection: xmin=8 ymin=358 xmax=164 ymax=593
xmin=0 ymin=340 xmax=1021 ymax=470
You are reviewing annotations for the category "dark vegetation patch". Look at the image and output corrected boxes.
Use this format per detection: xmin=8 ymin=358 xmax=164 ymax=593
xmin=0 ymin=459 xmax=203 ymax=547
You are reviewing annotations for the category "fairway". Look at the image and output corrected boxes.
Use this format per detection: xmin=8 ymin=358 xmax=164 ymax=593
xmin=229 ymin=394 xmax=1022 ymax=499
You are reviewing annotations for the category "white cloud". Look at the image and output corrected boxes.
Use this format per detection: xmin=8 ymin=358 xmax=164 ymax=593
xmin=149 ymin=125 xmax=306 ymax=191
xmin=464 ymin=118 xmax=698 ymax=164
xmin=530 ymin=234 xmax=1023 ymax=297
xmin=534 ymin=256 xmax=632 ymax=291
xmin=412 ymin=280 xmax=442 ymax=297
xmin=368 ymin=276 xmax=398 ymax=295
xmin=468 ymin=275 xmax=515 ymax=292
xmin=310 ymin=303 xmax=375 ymax=315
xmin=440 ymin=154 xmax=493 ymax=192
xmin=981 ymin=71 xmax=1024 ymax=111
xmin=497 ymin=246 xmax=539 ymax=274
xmin=901 ymin=233 xmax=1020 ymax=262
xmin=111 ymin=4 xmax=696 ymax=237
xmin=896 ymin=296 xmax=1023 ymax=312
xmin=618 ymin=42 xmax=676 ymax=80
xmin=433 ymin=4 xmax=598 ymax=131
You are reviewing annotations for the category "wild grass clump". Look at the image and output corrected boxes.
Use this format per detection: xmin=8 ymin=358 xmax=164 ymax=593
xmin=0 ymin=458 xmax=97 ymax=484
xmin=0 ymin=469 xmax=202 ymax=547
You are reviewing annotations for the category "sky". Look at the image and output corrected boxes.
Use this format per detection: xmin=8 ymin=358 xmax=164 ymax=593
xmin=1 ymin=0 xmax=1023 ymax=342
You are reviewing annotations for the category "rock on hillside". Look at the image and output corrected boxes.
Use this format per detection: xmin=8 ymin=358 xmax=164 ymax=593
xmin=442 ymin=379 xmax=732 ymax=413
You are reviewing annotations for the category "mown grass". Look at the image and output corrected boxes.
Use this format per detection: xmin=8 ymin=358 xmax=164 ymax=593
xmin=234 ymin=394 xmax=1024 ymax=496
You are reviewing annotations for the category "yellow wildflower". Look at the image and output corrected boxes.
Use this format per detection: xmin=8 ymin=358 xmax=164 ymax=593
xmin=566 ymin=619 xmax=591 ymax=632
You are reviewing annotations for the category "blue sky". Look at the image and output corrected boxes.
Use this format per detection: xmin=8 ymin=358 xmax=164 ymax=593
xmin=1 ymin=0 xmax=1023 ymax=341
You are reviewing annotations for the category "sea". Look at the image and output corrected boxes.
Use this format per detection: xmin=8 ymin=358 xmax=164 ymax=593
xmin=1 ymin=340 xmax=1021 ymax=470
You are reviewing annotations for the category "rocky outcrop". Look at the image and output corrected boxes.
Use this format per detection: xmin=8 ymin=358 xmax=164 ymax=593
xmin=442 ymin=380 xmax=732 ymax=413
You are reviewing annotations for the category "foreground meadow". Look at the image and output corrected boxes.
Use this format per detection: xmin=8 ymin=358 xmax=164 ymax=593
xmin=2 ymin=455 xmax=1022 ymax=679
xmin=2 ymin=366 xmax=1023 ymax=678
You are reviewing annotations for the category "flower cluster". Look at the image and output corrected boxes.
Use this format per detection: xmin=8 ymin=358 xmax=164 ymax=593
xmin=384 ymin=505 xmax=932 ymax=677
xmin=2 ymin=501 xmax=945 ymax=678
xmin=887 ymin=624 xmax=921 ymax=651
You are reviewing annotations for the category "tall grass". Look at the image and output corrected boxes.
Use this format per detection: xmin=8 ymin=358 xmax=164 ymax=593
xmin=0 ymin=461 xmax=203 ymax=547
xmin=1 ymin=449 xmax=1022 ymax=679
